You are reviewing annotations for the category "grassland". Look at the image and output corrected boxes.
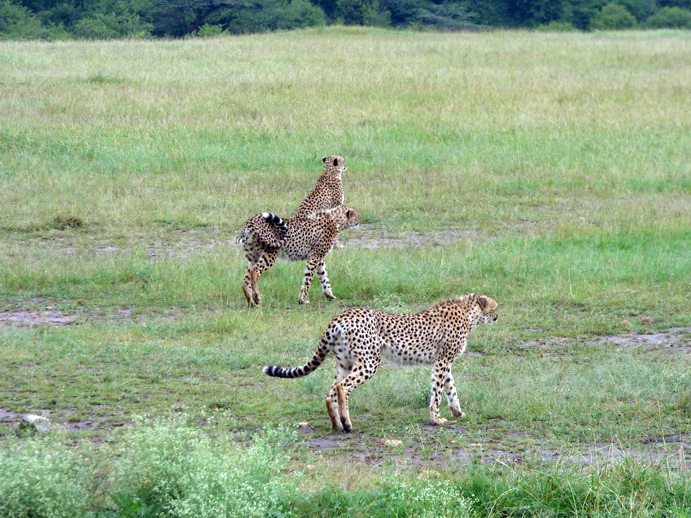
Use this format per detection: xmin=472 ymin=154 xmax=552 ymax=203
xmin=0 ymin=28 xmax=689 ymax=516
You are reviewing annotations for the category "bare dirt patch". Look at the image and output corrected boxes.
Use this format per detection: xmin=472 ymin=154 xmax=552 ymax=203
xmin=0 ymin=407 xmax=125 ymax=432
xmin=343 ymin=226 xmax=483 ymax=249
xmin=0 ymin=309 xmax=80 ymax=327
xmin=0 ymin=299 xmax=187 ymax=328
xmin=12 ymin=223 xmax=533 ymax=258
xmin=300 ymin=426 xmax=689 ymax=469
xmin=523 ymin=327 xmax=690 ymax=355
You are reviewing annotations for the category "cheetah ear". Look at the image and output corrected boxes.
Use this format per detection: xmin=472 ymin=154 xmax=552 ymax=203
xmin=322 ymin=156 xmax=328 ymax=163
xmin=346 ymin=209 xmax=355 ymax=218
xmin=333 ymin=157 xmax=339 ymax=167
xmin=477 ymin=296 xmax=489 ymax=310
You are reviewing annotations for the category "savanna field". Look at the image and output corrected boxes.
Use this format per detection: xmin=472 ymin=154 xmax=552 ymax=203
xmin=0 ymin=27 xmax=689 ymax=516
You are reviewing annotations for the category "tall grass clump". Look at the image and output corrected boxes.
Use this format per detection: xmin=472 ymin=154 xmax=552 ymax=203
xmin=110 ymin=420 xmax=299 ymax=518
xmin=299 ymin=462 xmax=688 ymax=517
xmin=297 ymin=477 xmax=474 ymax=518
xmin=456 ymin=461 xmax=689 ymax=516
xmin=0 ymin=438 xmax=91 ymax=518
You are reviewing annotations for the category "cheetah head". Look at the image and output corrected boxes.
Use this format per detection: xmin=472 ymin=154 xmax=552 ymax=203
xmin=337 ymin=205 xmax=359 ymax=231
xmin=477 ymin=294 xmax=499 ymax=324
xmin=322 ymin=155 xmax=347 ymax=174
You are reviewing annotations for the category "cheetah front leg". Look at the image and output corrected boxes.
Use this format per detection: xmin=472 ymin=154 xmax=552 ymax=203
xmin=299 ymin=254 xmax=322 ymax=305
xmin=317 ymin=260 xmax=336 ymax=300
xmin=444 ymin=372 xmax=466 ymax=418
xmin=429 ymin=361 xmax=451 ymax=425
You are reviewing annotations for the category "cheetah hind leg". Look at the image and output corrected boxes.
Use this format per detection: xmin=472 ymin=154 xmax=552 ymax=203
xmin=326 ymin=365 xmax=350 ymax=431
xmin=248 ymin=251 xmax=277 ymax=307
xmin=242 ymin=269 xmax=256 ymax=307
xmin=250 ymin=269 xmax=261 ymax=306
xmin=336 ymin=359 xmax=380 ymax=433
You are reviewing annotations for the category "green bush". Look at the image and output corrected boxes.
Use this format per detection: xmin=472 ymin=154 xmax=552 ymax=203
xmin=111 ymin=420 xmax=298 ymax=518
xmin=646 ymin=6 xmax=691 ymax=27
xmin=196 ymin=23 xmax=224 ymax=37
xmin=0 ymin=439 xmax=91 ymax=518
xmin=591 ymin=3 xmax=638 ymax=29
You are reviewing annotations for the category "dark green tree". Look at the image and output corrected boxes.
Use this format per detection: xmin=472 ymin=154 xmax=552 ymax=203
xmin=0 ymin=0 xmax=44 ymax=38
xmin=508 ymin=0 xmax=566 ymax=26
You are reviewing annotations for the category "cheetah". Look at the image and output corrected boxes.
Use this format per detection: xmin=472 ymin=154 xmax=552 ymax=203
xmin=237 ymin=205 xmax=359 ymax=306
xmin=294 ymin=155 xmax=347 ymax=218
xmin=263 ymin=293 xmax=499 ymax=432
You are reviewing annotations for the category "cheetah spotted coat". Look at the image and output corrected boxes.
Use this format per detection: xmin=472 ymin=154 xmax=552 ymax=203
xmin=294 ymin=155 xmax=347 ymax=218
xmin=263 ymin=293 xmax=499 ymax=431
xmin=237 ymin=205 xmax=359 ymax=306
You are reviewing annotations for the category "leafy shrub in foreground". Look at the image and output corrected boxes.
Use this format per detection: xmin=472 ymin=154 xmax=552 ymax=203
xmin=0 ymin=438 xmax=91 ymax=518
xmin=111 ymin=420 xmax=298 ymax=518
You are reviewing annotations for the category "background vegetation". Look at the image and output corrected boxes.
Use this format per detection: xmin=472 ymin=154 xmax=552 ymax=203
xmin=1 ymin=0 xmax=691 ymax=40
xmin=0 ymin=28 xmax=689 ymax=516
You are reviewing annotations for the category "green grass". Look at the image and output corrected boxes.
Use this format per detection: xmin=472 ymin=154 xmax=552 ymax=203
xmin=0 ymin=27 xmax=689 ymax=516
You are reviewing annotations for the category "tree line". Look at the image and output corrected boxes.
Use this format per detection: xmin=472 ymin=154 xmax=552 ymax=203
xmin=1 ymin=0 xmax=689 ymax=40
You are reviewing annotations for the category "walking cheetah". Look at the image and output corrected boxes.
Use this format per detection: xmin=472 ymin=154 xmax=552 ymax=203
xmin=294 ymin=155 xmax=347 ymax=217
xmin=237 ymin=205 xmax=359 ymax=306
xmin=263 ymin=293 xmax=499 ymax=431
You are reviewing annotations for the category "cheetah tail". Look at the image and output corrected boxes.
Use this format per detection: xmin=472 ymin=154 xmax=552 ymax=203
xmin=261 ymin=212 xmax=288 ymax=240
xmin=263 ymin=339 xmax=330 ymax=379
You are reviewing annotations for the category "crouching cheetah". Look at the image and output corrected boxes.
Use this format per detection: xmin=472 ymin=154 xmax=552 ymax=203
xmin=294 ymin=155 xmax=347 ymax=217
xmin=237 ymin=205 xmax=359 ymax=306
xmin=263 ymin=293 xmax=499 ymax=432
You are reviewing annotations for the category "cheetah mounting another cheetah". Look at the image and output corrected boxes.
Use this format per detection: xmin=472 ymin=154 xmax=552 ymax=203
xmin=263 ymin=293 xmax=499 ymax=431
xmin=237 ymin=205 xmax=359 ymax=306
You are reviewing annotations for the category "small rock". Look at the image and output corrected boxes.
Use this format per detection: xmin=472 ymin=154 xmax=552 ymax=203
xmin=305 ymin=464 xmax=316 ymax=471
xmin=297 ymin=422 xmax=309 ymax=428
xmin=380 ymin=439 xmax=403 ymax=447
xmin=619 ymin=320 xmax=630 ymax=326
xmin=22 ymin=414 xmax=51 ymax=432
xmin=641 ymin=317 xmax=654 ymax=325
